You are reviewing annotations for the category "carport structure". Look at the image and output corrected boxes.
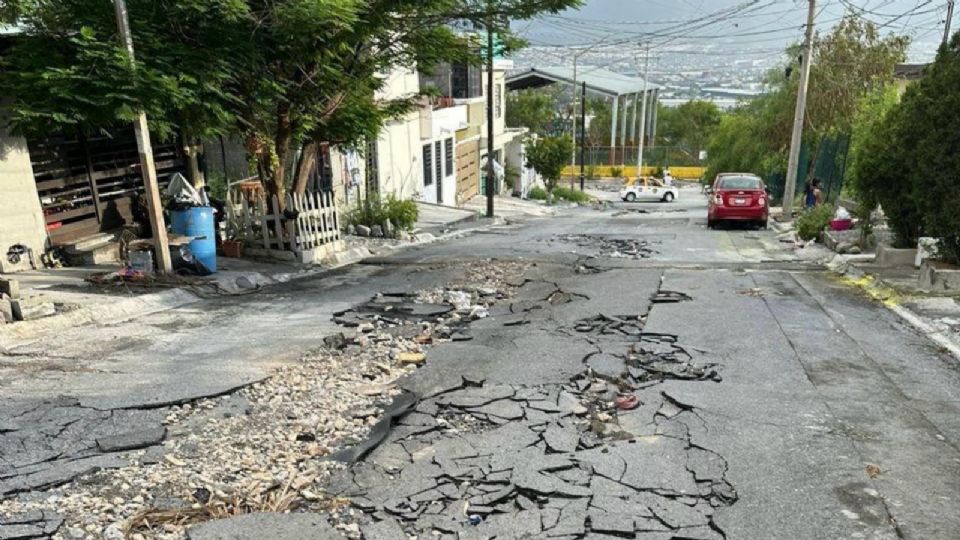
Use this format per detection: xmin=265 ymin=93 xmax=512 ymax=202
xmin=505 ymin=65 xmax=661 ymax=164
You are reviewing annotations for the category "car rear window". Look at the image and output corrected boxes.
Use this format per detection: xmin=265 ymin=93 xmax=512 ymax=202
xmin=718 ymin=176 xmax=762 ymax=190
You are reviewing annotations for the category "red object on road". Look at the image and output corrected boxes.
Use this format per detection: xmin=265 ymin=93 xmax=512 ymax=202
xmin=707 ymin=174 xmax=770 ymax=229
xmin=615 ymin=395 xmax=640 ymax=411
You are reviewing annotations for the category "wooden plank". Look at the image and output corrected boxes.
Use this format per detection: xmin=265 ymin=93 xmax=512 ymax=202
xmin=258 ymin=197 xmax=269 ymax=249
xmin=272 ymin=195 xmax=284 ymax=250
xmin=44 ymin=206 xmax=96 ymax=224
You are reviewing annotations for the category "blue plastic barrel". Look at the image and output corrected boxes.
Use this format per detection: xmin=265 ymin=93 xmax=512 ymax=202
xmin=170 ymin=206 xmax=217 ymax=273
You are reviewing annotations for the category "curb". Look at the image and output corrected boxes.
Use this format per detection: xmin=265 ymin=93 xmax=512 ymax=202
xmin=827 ymin=258 xmax=960 ymax=363
xmin=0 ymin=288 xmax=199 ymax=351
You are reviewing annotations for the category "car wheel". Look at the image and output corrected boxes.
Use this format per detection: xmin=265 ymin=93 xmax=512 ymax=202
xmin=625 ymin=192 xmax=636 ymax=202
xmin=707 ymin=219 xmax=716 ymax=229
xmin=759 ymin=220 xmax=768 ymax=230
xmin=662 ymin=192 xmax=675 ymax=202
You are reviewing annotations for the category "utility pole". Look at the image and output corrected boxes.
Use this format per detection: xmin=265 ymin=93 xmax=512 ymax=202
xmin=944 ymin=0 xmax=955 ymax=46
xmin=782 ymin=0 xmax=816 ymax=221
xmin=579 ymin=81 xmax=586 ymax=191
xmin=113 ymin=0 xmax=171 ymax=272
xmin=485 ymin=10 xmax=495 ymax=218
xmin=636 ymin=43 xmax=650 ymax=179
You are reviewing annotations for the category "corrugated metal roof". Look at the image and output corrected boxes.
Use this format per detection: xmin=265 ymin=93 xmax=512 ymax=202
xmin=506 ymin=65 xmax=660 ymax=97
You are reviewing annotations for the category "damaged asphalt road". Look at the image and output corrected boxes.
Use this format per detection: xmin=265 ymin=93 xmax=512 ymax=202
xmin=325 ymin=266 xmax=736 ymax=540
xmin=3 ymin=191 xmax=960 ymax=539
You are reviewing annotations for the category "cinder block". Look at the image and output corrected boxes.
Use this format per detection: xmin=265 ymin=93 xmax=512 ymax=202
xmin=0 ymin=298 xmax=11 ymax=323
xmin=0 ymin=278 xmax=20 ymax=300
xmin=11 ymin=298 xmax=56 ymax=321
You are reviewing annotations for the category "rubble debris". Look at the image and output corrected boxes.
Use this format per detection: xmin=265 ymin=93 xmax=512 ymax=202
xmin=651 ymin=290 xmax=693 ymax=303
xmin=554 ymin=234 xmax=657 ymax=259
xmin=573 ymin=313 xmax=645 ymax=336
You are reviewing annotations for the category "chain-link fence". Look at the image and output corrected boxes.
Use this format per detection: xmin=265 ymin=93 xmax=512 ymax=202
xmin=765 ymin=134 xmax=850 ymax=206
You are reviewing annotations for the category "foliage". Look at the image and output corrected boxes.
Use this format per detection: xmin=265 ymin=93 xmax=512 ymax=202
xmin=887 ymin=32 xmax=960 ymax=261
xmin=610 ymin=166 xmax=623 ymax=178
xmin=552 ymin=186 xmax=590 ymax=204
xmin=506 ymin=88 xmax=561 ymax=137
xmin=796 ymin=204 xmax=835 ymax=241
xmin=527 ymin=186 xmax=548 ymax=200
xmin=0 ymin=0 xmax=244 ymax=141
xmin=347 ymin=194 xmax=418 ymax=231
xmin=704 ymin=14 xmax=908 ymax=189
xmin=657 ymin=100 xmax=721 ymax=164
xmin=585 ymin=97 xmax=613 ymax=146
xmin=205 ymin=173 xmax=229 ymax=201
xmin=526 ymin=135 xmax=574 ymax=191
xmin=2 ymin=0 xmax=582 ymax=205
xmin=586 ymin=165 xmax=598 ymax=180
xmin=504 ymin=162 xmax=520 ymax=191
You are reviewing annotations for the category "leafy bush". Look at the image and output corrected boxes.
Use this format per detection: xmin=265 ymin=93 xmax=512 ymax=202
xmin=526 ymin=135 xmax=574 ymax=191
xmin=586 ymin=165 xmax=598 ymax=180
xmin=347 ymin=195 xmax=418 ymax=231
xmin=796 ymin=204 xmax=835 ymax=241
xmin=552 ymin=186 xmax=590 ymax=204
xmin=528 ymin=186 xmax=548 ymax=200
xmin=610 ymin=166 xmax=623 ymax=178
xmin=383 ymin=196 xmax=418 ymax=230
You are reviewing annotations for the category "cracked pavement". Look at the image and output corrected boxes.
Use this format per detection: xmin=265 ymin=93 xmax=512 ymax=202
xmin=3 ymin=188 xmax=960 ymax=539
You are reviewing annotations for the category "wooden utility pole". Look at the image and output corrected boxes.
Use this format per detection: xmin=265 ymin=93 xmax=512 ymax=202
xmin=113 ymin=0 xmax=172 ymax=272
xmin=782 ymin=0 xmax=816 ymax=221
xmin=944 ymin=0 xmax=955 ymax=46
xmin=485 ymin=12 xmax=495 ymax=218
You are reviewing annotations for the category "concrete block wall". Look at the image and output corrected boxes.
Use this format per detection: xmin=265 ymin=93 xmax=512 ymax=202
xmin=0 ymin=128 xmax=47 ymax=272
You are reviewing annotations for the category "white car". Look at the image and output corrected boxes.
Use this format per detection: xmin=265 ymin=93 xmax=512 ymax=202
xmin=620 ymin=177 xmax=678 ymax=202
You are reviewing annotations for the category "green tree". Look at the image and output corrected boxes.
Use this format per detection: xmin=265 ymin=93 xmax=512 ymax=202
xmin=526 ymin=135 xmax=574 ymax=191
xmin=2 ymin=0 xmax=583 ymax=205
xmin=897 ymin=32 xmax=960 ymax=261
xmin=657 ymin=100 xmax=721 ymax=164
xmin=703 ymin=14 xmax=908 ymax=189
xmin=506 ymin=88 xmax=560 ymax=137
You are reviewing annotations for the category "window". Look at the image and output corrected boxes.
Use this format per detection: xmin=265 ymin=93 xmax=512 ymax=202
xmin=444 ymin=139 xmax=454 ymax=176
xmin=422 ymin=144 xmax=433 ymax=186
xmin=434 ymin=141 xmax=442 ymax=180
xmin=495 ymin=84 xmax=502 ymax=118
xmin=718 ymin=176 xmax=763 ymax=190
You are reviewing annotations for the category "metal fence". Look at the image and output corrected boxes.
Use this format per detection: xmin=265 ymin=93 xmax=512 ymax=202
xmin=573 ymin=146 xmax=702 ymax=169
xmin=765 ymin=133 xmax=851 ymax=205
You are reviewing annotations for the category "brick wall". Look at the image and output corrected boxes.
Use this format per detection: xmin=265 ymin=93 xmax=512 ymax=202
xmin=0 ymin=128 xmax=47 ymax=272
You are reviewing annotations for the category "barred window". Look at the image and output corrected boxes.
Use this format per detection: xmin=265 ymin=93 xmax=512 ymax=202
xmin=444 ymin=139 xmax=454 ymax=176
xmin=422 ymin=144 xmax=433 ymax=186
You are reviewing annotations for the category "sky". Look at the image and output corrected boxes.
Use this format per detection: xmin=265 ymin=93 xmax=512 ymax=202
xmin=516 ymin=0 xmax=953 ymax=62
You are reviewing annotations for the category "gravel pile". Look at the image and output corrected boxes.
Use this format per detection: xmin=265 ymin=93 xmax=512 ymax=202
xmin=0 ymin=260 xmax=528 ymax=540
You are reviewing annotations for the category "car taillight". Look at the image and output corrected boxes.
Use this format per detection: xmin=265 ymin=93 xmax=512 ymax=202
xmin=758 ymin=196 xmax=766 ymax=206
xmin=714 ymin=194 xmax=723 ymax=206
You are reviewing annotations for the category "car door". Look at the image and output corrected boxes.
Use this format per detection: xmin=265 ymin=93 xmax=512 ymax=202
xmin=645 ymin=178 xmax=664 ymax=200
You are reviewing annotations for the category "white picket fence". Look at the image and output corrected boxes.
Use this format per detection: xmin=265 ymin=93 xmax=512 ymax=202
xmin=226 ymin=190 xmax=343 ymax=259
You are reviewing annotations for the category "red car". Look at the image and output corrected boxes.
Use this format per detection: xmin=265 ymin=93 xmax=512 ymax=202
xmin=707 ymin=174 xmax=769 ymax=229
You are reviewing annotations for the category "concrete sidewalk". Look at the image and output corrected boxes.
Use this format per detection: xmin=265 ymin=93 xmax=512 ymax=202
xmin=461 ymin=194 xmax=556 ymax=219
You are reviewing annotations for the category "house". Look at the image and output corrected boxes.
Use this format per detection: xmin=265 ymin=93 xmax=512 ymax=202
xmin=894 ymin=63 xmax=928 ymax=96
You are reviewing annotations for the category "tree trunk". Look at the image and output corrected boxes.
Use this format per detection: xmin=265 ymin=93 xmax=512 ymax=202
xmin=263 ymin=105 xmax=293 ymax=212
xmin=292 ymin=141 xmax=318 ymax=195
xmin=183 ymin=142 xmax=205 ymax=189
